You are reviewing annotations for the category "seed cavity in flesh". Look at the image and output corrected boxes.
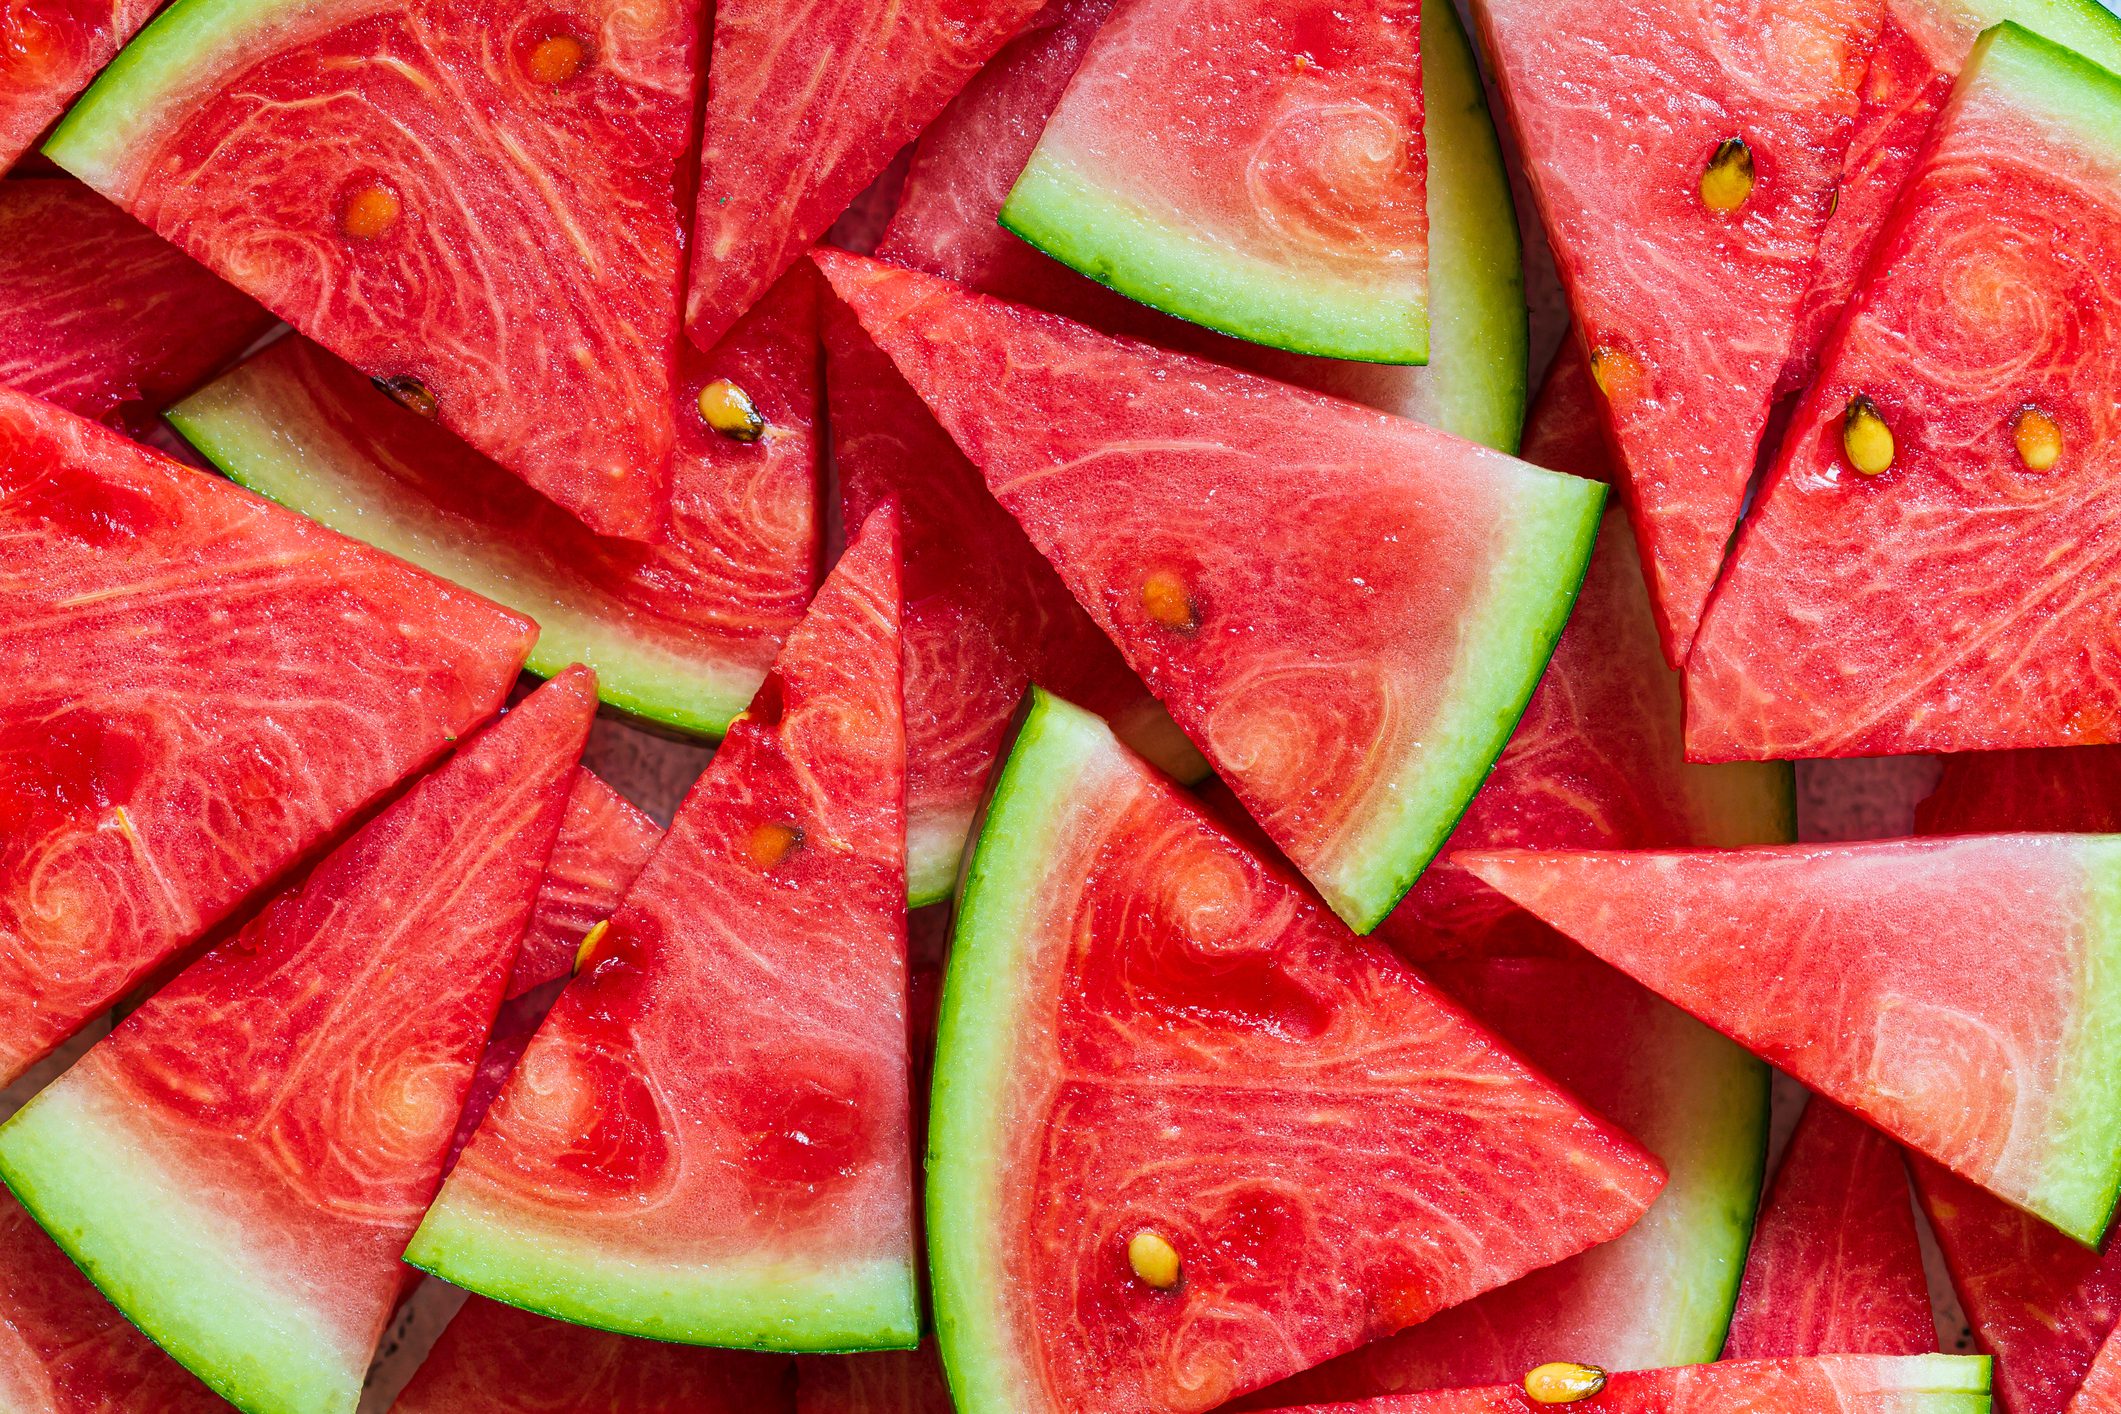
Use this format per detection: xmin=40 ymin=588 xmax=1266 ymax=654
xmin=1127 ymin=1230 xmax=1181 ymax=1290
xmin=528 ymin=33 xmax=588 ymax=85
xmin=1842 ymin=395 xmax=1895 ymax=476
xmin=1524 ymin=1363 xmax=1609 ymax=1405
xmin=573 ymin=919 xmax=611 ymax=974
xmin=1141 ymin=570 xmax=1198 ymax=633
xmin=698 ymin=379 xmax=767 ymax=442
xmin=2014 ymin=408 xmax=2063 ymax=471
xmin=341 ymin=182 xmax=403 ymax=240
xmin=1700 ymin=138 xmax=1755 ymax=213
xmin=374 ymin=375 xmax=439 ymax=418
xmin=1588 ymin=346 xmax=1642 ymax=402
xmin=747 ymin=821 xmax=803 ymax=870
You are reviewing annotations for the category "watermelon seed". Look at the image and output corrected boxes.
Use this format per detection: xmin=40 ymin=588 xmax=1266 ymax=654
xmin=1141 ymin=570 xmax=1198 ymax=633
xmin=1699 ymin=139 xmax=1754 ymax=213
xmin=698 ymin=379 xmax=767 ymax=441
xmin=573 ymin=919 xmax=611 ymax=974
xmin=1842 ymin=396 xmax=1895 ymax=476
xmin=528 ymin=34 xmax=589 ymax=85
xmin=374 ymin=375 xmax=439 ymax=419
xmin=747 ymin=821 xmax=803 ymax=870
xmin=1524 ymin=1362 xmax=1608 ymax=1405
xmin=1588 ymin=346 xmax=1642 ymax=402
xmin=341 ymin=182 xmax=403 ymax=240
xmin=2014 ymin=408 xmax=2063 ymax=471
xmin=1126 ymin=1230 xmax=1181 ymax=1289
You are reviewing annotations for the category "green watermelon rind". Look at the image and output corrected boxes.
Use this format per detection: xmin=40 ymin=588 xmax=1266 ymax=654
xmin=1861 ymin=1353 xmax=1993 ymax=1409
xmin=1328 ymin=471 xmax=1607 ymax=933
xmin=402 ymin=1197 xmax=921 ymax=1353
xmin=1971 ymin=19 xmax=2121 ymax=146
xmin=1954 ymin=0 xmax=2121 ymax=72
xmin=2033 ymin=834 xmax=2121 ymax=1246
xmin=0 ymin=1082 xmax=362 ymax=1414
xmin=165 ymin=380 xmax=761 ymax=739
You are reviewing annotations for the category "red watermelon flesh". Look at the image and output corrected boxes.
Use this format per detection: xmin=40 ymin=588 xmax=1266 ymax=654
xmin=1244 ymin=1355 xmax=1990 ymax=1414
xmin=0 ymin=178 xmax=271 ymax=425
xmin=1722 ymin=1099 xmax=1935 ymax=1360
xmin=1913 ymin=1158 xmax=2121 ymax=1414
xmin=2072 ymin=1333 xmax=2121 ymax=1414
xmin=47 ymin=0 xmax=702 ymax=542
xmin=0 ymin=0 xmax=158 ymax=172
xmin=814 ymin=249 xmax=1607 ymax=933
xmin=1917 ymin=748 xmax=2121 ymax=837
xmin=0 ymin=669 xmax=596 ymax=1414
xmin=1687 ymin=25 xmax=2121 ymax=762
xmin=389 ymin=1295 xmax=793 ymax=1414
xmin=411 ymin=509 xmax=919 ymax=1351
xmin=821 ymin=283 xmax=1177 ymax=903
xmin=1462 ymin=837 xmax=2121 ymax=1246
xmin=506 ymin=769 xmax=663 ymax=1000
xmin=1238 ymin=955 xmax=1767 ymax=1407
xmin=683 ymin=0 xmax=1046 ymax=350
xmin=0 ymin=385 xmax=534 ymax=1088
xmin=0 ymin=1191 xmax=231 ymax=1414
xmin=1472 ymin=0 xmax=1875 ymax=664
xmin=796 ymin=1345 xmax=953 ymax=1414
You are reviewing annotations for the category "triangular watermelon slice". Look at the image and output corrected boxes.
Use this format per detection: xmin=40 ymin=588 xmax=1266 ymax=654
xmin=931 ymin=689 xmax=1665 ymax=1414
xmin=1919 ymin=749 xmax=2121 ymax=837
xmin=47 ymin=0 xmax=702 ymax=541
xmin=682 ymin=0 xmax=1044 ymax=349
xmin=1241 ymin=1355 xmax=1990 ymax=1414
xmin=0 ymin=1190 xmax=231 ymax=1413
xmin=999 ymin=0 xmax=1427 ymax=363
xmin=821 ymin=285 xmax=1189 ymax=903
xmin=411 ymin=508 xmax=918 ymax=1352
xmin=1471 ymin=0 xmax=1876 ymax=663
xmin=1239 ymin=955 xmax=1766 ymax=1407
xmin=0 ymin=1 xmax=159 ymax=172
xmin=1723 ymin=1100 xmax=1935 ymax=1360
xmin=1688 ymin=25 xmax=2121 ymax=760
xmin=0 ymin=177 xmax=271 ymax=425
xmin=506 ymin=769 xmax=662 ymax=1001
xmin=0 ymin=385 xmax=534 ymax=1087
xmin=0 ymin=669 xmax=596 ymax=1414
xmin=1914 ymin=1159 xmax=2121 ymax=1414
xmin=797 ymin=1346 xmax=952 ymax=1414
xmin=389 ymin=1296 xmax=792 ymax=1413
xmin=814 ymin=249 xmax=1605 ymax=932
xmin=1461 ymin=837 xmax=2121 ymax=1245
xmin=169 ymin=266 xmax=823 ymax=736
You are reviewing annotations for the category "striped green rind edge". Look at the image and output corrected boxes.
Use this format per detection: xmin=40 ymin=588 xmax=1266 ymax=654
xmin=1964 ymin=20 xmax=2121 ymax=153
xmin=404 ymin=1195 xmax=920 ymax=1353
xmin=167 ymin=356 xmax=761 ymax=739
xmin=1327 ymin=470 xmax=1607 ymax=932
xmin=0 ymin=1080 xmax=365 ymax=1414
xmin=1957 ymin=0 xmax=2121 ymax=71
xmin=2027 ymin=836 xmax=2121 ymax=1245
xmin=929 ymin=690 xmax=1120 ymax=1412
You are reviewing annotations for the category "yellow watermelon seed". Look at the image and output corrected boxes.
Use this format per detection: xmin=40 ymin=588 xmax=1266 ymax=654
xmin=111 ymin=805 xmax=138 ymax=845
xmin=747 ymin=821 xmax=803 ymax=870
xmin=1842 ymin=396 xmax=1896 ymax=476
xmin=2015 ymin=408 xmax=2063 ymax=471
xmin=341 ymin=183 xmax=403 ymax=240
xmin=698 ymin=379 xmax=767 ymax=442
xmin=1700 ymin=138 xmax=1755 ymax=213
xmin=1127 ymin=1230 xmax=1181 ymax=1290
xmin=529 ymin=34 xmax=588 ymax=84
xmin=1588 ymin=346 xmax=1642 ymax=402
xmin=1141 ymin=570 xmax=1198 ymax=632
xmin=573 ymin=919 xmax=611 ymax=974
xmin=1525 ymin=1363 xmax=1609 ymax=1405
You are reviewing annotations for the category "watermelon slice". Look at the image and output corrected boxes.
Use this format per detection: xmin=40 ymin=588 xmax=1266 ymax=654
xmin=0 ymin=177 xmax=270 ymax=425
xmin=0 ymin=0 xmax=159 ymax=172
xmin=0 ymin=1190 xmax=231 ymax=1413
xmin=0 ymin=385 xmax=534 ymax=1087
xmin=1782 ymin=0 xmax=2121 ymax=392
xmin=1919 ymin=749 xmax=2121 ymax=837
xmin=1688 ymin=25 xmax=2121 ymax=761
xmin=1241 ymin=955 xmax=1767 ymax=1406
xmin=506 ymin=770 xmax=662 ymax=1000
xmin=999 ymin=0 xmax=1426 ymax=363
xmin=821 ymin=285 xmax=1188 ymax=903
xmin=411 ymin=509 xmax=918 ymax=1352
xmin=797 ymin=1346 xmax=952 ymax=1414
xmin=389 ymin=1296 xmax=793 ymax=1413
xmin=1914 ymin=1159 xmax=2121 ymax=1414
xmin=931 ymin=688 xmax=1665 ymax=1414
xmin=682 ymin=0 xmax=1044 ymax=350
xmin=877 ymin=0 xmax=1527 ymax=452
xmin=815 ymin=250 xmax=1604 ymax=932
xmin=1461 ymin=837 xmax=2121 ymax=1245
xmin=168 ymin=267 xmax=823 ymax=736
xmin=47 ymin=0 xmax=701 ymax=541
xmin=1241 ymin=1355 xmax=1991 ymax=1414
xmin=1472 ymin=0 xmax=1875 ymax=663
xmin=0 ymin=670 xmax=596 ymax=1414
xmin=2072 ymin=1333 xmax=2121 ymax=1414
xmin=1723 ymin=1100 xmax=1935 ymax=1360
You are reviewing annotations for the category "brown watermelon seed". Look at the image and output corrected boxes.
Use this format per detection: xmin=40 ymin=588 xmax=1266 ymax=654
xmin=373 ymin=375 xmax=439 ymax=418
xmin=1842 ymin=396 xmax=1895 ymax=476
xmin=341 ymin=182 xmax=403 ymax=240
xmin=747 ymin=821 xmax=803 ymax=870
xmin=573 ymin=919 xmax=611 ymax=974
xmin=1700 ymin=138 xmax=1754 ymax=213
xmin=528 ymin=33 xmax=589 ymax=85
xmin=698 ymin=379 xmax=767 ymax=442
xmin=1127 ymin=1231 xmax=1181 ymax=1290
xmin=1525 ymin=1363 xmax=1609 ymax=1405
xmin=1141 ymin=570 xmax=1198 ymax=633
xmin=2015 ymin=408 xmax=2063 ymax=471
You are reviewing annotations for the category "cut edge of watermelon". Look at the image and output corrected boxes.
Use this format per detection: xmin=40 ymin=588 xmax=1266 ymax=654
xmin=1977 ymin=20 xmax=2121 ymax=144
xmin=0 ymin=1080 xmax=361 ymax=1414
xmin=2044 ymin=843 xmax=2121 ymax=1245
xmin=1329 ymin=473 xmax=1606 ymax=931
xmin=165 ymin=369 xmax=761 ymax=737
xmin=998 ymin=156 xmax=1430 ymax=366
